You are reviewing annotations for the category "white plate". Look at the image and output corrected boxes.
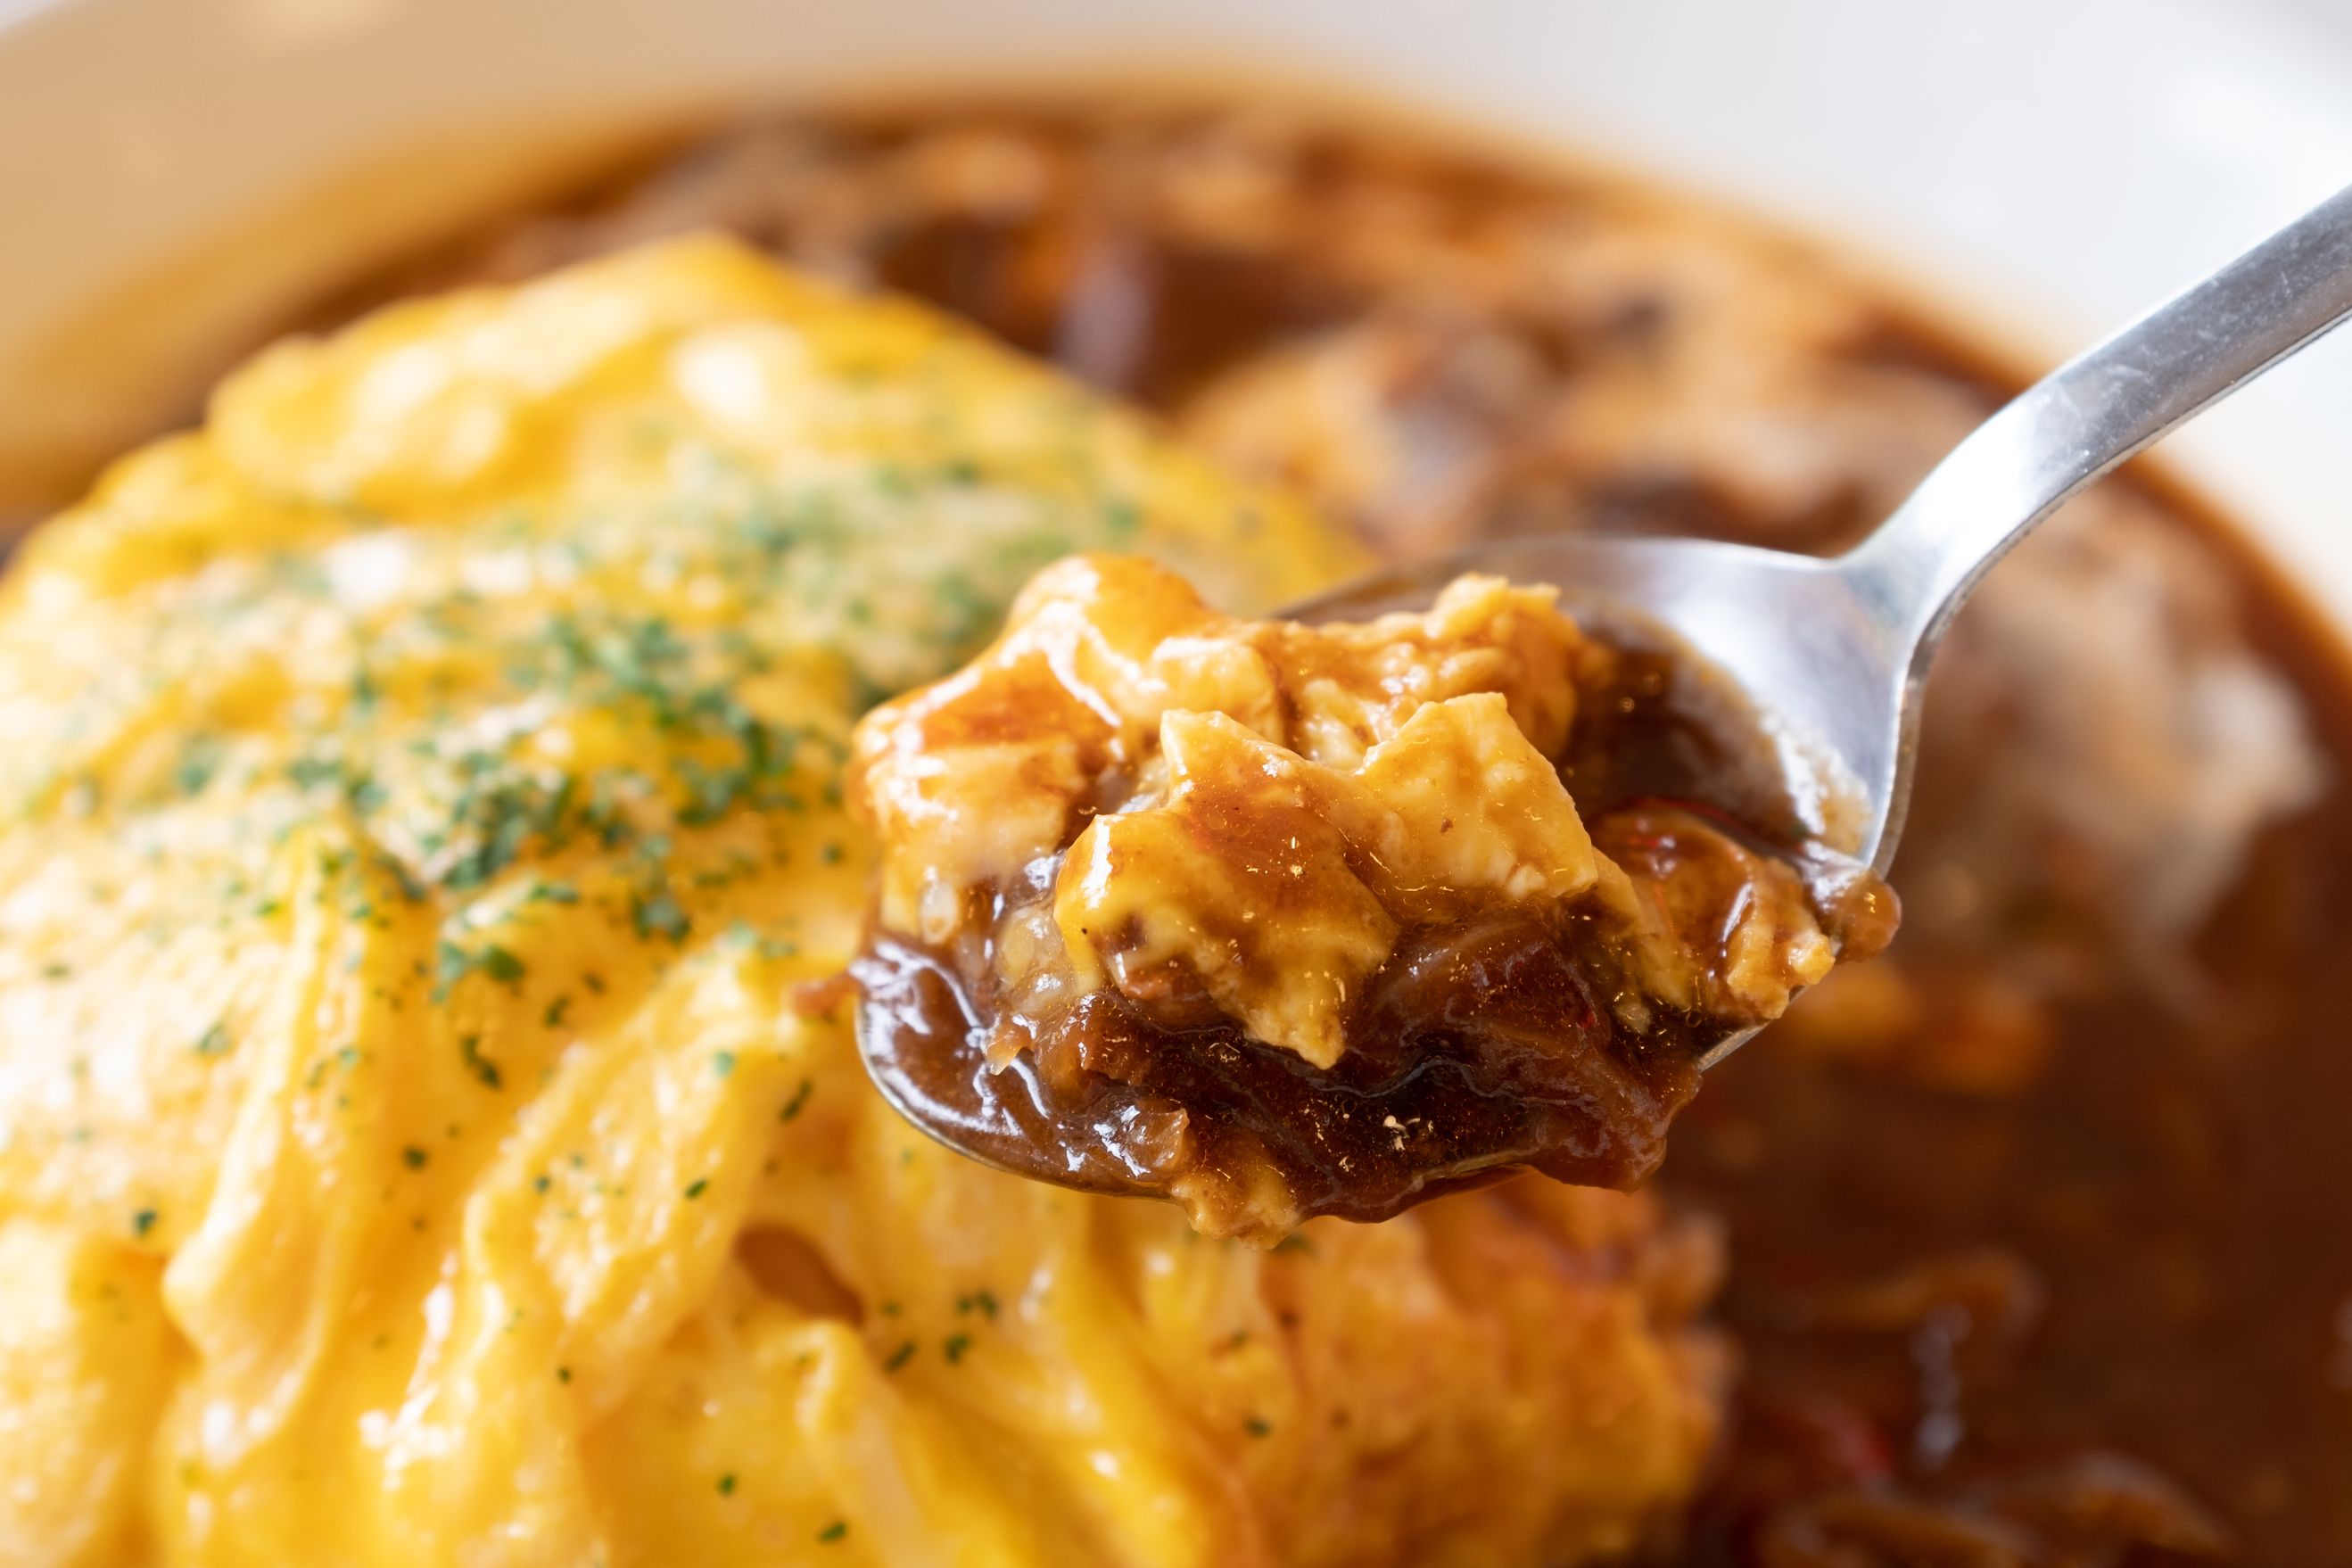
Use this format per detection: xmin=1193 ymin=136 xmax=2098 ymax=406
xmin=1 ymin=0 xmax=2348 ymax=623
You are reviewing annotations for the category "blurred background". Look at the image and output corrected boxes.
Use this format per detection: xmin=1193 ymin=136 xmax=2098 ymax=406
xmin=3 ymin=0 xmax=2350 ymax=600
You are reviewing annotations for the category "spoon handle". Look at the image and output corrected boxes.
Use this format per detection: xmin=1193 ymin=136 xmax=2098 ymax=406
xmin=1844 ymin=183 xmax=2352 ymax=649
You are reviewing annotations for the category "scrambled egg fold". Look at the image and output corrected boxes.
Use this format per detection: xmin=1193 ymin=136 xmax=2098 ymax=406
xmin=0 ymin=235 xmax=1722 ymax=1567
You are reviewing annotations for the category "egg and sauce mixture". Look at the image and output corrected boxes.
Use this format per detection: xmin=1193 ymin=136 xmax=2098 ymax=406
xmin=0 ymin=236 xmax=1728 ymax=1568
xmin=850 ymin=555 xmax=1893 ymax=1240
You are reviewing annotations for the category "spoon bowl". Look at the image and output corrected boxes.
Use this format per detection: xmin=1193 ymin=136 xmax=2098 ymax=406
xmin=1291 ymin=535 xmax=1894 ymax=855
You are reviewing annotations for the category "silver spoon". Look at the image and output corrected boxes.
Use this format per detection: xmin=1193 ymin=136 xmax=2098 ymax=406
xmin=1288 ymin=182 xmax=2352 ymax=1069
xmin=856 ymin=185 xmax=2352 ymax=1197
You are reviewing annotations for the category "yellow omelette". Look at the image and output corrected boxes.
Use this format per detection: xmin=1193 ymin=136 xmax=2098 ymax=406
xmin=0 ymin=235 xmax=1720 ymax=1568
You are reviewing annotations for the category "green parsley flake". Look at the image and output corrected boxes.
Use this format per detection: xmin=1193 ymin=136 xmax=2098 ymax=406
xmin=631 ymin=889 xmax=690 ymax=944
xmin=459 ymin=1035 xmax=504 ymax=1091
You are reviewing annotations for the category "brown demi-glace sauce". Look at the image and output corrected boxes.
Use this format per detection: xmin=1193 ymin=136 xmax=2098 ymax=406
xmin=262 ymin=103 xmax=2352 ymax=1564
xmin=854 ymin=885 xmax=1701 ymax=1220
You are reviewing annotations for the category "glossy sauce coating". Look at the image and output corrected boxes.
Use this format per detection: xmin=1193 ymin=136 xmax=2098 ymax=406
xmin=848 ymin=562 xmax=1895 ymax=1238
